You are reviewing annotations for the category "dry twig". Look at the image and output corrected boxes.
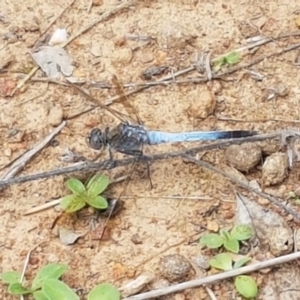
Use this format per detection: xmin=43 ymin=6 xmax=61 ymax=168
xmin=11 ymin=0 xmax=138 ymax=95
xmin=0 ymin=132 xmax=279 ymax=189
xmin=0 ymin=121 xmax=66 ymax=182
xmin=183 ymin=155 xmax=300 ymax=220
xmin=123 ymin=252 xmax=300 ymax=300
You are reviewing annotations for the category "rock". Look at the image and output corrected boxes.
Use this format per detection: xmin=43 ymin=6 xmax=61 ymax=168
xmin=48 ymin=105 xmax=64 ymax=126
xmin=262 ymin=153 xmax=289 ymax=186
xmin=111 ymin=48 xmax=133 ymax=66
xmin=269 ymin=226 xmax=293 ymax=256
xmin=160 ymin=254 xmax=191 ymax=282
xmin=225 ymin=143 xmax=262 ymax=172
xmin=187 ymin=89 xmax=215 ymax=119
xmin=259 ymin=140 xmax=281 ymax=155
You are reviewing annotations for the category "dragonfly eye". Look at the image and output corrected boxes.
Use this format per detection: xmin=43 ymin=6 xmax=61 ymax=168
xmin=87 ymin=128 xmax=105 ymax=150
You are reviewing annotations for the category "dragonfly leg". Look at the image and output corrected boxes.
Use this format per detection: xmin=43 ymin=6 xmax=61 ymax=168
xmin=146 ymin=160 xmax=153 ymax=189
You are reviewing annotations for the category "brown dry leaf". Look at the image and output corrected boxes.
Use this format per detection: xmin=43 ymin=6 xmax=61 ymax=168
xmin=0 ymin=79 xmax=16 ymax=97
xmin=90 ymin=220 xmax=111 ymax=241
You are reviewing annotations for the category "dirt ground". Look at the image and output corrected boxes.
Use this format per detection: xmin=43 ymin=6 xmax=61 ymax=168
xmin=2 ymin=0 xmax=300 ymax=299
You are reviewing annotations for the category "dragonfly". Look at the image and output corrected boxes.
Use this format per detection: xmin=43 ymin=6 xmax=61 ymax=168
xmin=68 ymin=78 xmax=257 ymax=157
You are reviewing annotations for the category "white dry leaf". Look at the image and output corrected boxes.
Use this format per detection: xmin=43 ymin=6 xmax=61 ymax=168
xmin=31 ymin=46 xmax=75 ymax=79
xmin=120 ymin=272 xmax=156 ymax=297
xmin=59 ymin=227 xmax=85 ymax=245
xmin=235 ymin=192 xmax=293 ymax=256
xmin=49 ymin=28 xmax=68 ymax=46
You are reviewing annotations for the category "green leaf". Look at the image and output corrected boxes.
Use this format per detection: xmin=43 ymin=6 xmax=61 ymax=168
xmin=209 ymin=253 xmax=233 ymax=271
xmin=87 ymin=174 xmax=109 ymax=197
xmin=42 ymin=279 xmax=79 ymax=300
xmin=66 ymin=178 xmax=86 ymax=195
xmin=199 ymin=234 xmax=224 ymax=249
xmin=32 ymin=263 xmax=68 ymax=290
xmin=86 ymin=195 xmax=108 ymax=209
xmin=214 ymin=58 xmax=226 ymax=71
xmin=224 ymin=51 xmax=241 ymax=65
xmin=220 ymin=229 xmax=231 ymax=241
xmin=233 ymin=256 xmax=251 ymax=269
xmin=224 ymin=238 xmax=239 ymax=253
xmin=230 ymin=225 xmax=254 ymax=241
xmin=235 ymin=275 xmax=258 ymax=298
xmin=8 ymin=282 xmax=32 ymax=295
xmin=88 ymin=283 xmax=121 ymax=300
xmin=60 ymin=194 xmax=86 ymax=213
xmin=33 ymin=290 xmax=50 ymax=300
xmin=1 ymin=271 xmax=21 ymax=284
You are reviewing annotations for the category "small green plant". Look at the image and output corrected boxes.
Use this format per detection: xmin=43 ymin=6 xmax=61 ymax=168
xmin=209 ymin=253 xmax=258 ymax=298
xmin=60 ymin=174 xmax=109 ymax=213
xmin=199 ymin=224 xmax=254 ymax=253
xmin=1 ymin=263 xmax=120 ymax=300
xmin=200 ymin=225 xmax=257 ymax=298
xmin=214 ymin=51 xmax=242 ymax=71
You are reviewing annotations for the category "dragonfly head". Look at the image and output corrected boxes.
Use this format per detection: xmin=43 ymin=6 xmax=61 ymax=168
xmin=87 ymin=128 xmax=107 ymax=150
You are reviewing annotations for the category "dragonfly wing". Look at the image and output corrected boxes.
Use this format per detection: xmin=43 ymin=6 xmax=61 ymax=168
xmin=111 ymin=75 xmax=142 ymax=125
xmin=67 ymin=79 xmax=130 ymax=123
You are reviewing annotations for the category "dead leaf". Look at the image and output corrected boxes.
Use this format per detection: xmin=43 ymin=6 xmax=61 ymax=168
xmin=235 ymin=193 xmax=293 ymax=256
xmin=31 ymin=46 xmax=75 ymax=79
xmin=59 ymin=227 xmax=85 ymax=245
xmin=120 ymin=272 xmax=156 ymax=297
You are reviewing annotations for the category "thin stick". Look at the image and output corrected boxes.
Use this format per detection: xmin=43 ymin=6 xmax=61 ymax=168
xmin=0 ymin=132 xmax=280 ymax=189
xmin=68 ymin=40 xmax=300 ymax=110
xmin=10 ymin=1 xmax=75 ymax=96
xmin=0 ymin=121 xmax=66 ymax=181
xmin=33 ymin=0 xmax=75 ymax=49
xmin=123 ymin=252 xmax=300 ymax=300
xmin=11 ymin=0 xmax=137 ymax=95
xmin=183 ymin=155 xmax=300 ymax=220
xmin=62 ymin=0 xmax=137 ymax=47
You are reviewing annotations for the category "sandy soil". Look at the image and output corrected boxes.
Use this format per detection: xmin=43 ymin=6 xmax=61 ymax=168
xmin=1 ymin=0 xmax=300 ymax=299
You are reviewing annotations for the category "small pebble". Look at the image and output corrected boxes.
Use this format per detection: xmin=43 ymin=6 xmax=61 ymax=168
xmin=262 ymin=152 xmax=289 ymax=186
xmin=131 ymin=233 xmax=143 ymax=245
xmin=160 ymin=254 xmax=191 ymax=282
xmin=187 ymin=89 xmax=215 ymax=119
xmin=192 ymin=255 xmax=210 ymax=270
xmin=48 ymin=104 xmax=64 ymax=126
xmin=225 ymin=143 xmax=261 ymax=172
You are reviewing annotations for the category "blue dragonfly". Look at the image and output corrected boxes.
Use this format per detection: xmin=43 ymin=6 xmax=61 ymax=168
xmin=69 ymin=78 xmax=257 ymax=157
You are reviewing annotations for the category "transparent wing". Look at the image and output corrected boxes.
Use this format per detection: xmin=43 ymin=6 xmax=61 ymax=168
xmin=67 ymin=79 xmax=132 ymax=123
xmin=111 ymin=75 xmax=142 ymax=125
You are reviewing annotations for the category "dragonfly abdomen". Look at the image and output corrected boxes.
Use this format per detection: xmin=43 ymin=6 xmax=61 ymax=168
xmin=146 ymin=130 xmax=257 ymax=145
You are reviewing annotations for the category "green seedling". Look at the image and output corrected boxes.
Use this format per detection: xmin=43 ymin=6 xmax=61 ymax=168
xmin=60 ymin=174 xmax=109 ymax=213
xmin=214 ymin=51 xmax=242 ymax=71
xmin=1 ymin=263 xmax=120 ymax=300
xmin=199 ymin=224 xmax=254 ymax=253
xmin=1 ymin=263 xmax=76 ymax=300
xmin=209 ymin=253 xmax=258 ymax=298
xmin=88 ymin=283 xmax=120 ymax=300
